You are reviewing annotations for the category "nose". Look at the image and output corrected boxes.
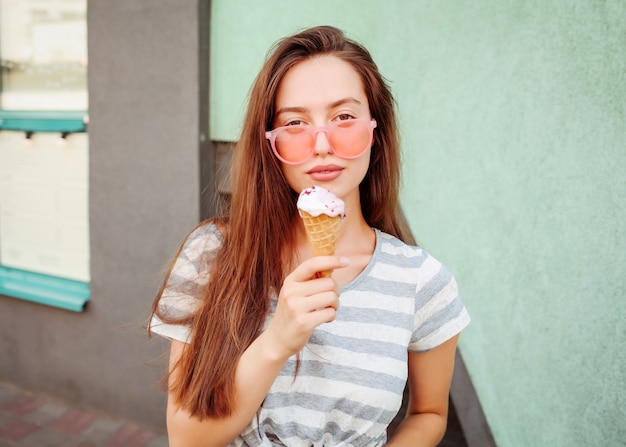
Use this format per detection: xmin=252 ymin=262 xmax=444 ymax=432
xmin=313 ymin=129 xmax=332 ymax=156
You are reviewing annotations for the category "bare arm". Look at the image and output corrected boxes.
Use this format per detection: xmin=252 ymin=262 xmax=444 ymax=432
xmin=385 ymin=335 xmax=460 ymax=447
xmin=166 ymin=331 xmax=287 ymax=446
xmin=166 ymin=255 xmax=349 ymax=447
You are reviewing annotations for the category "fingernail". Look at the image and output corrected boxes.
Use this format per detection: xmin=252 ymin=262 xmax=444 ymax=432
xmin=339 ymin=257 xmax=350 ymax=266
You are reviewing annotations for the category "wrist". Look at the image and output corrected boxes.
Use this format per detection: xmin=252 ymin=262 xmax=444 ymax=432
xmin=254 ymin=329 xmax=293 ymax=365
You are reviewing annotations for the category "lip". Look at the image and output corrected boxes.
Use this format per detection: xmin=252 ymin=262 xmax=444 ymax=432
xmin=306 ymin=164 xmax=344 ymax=182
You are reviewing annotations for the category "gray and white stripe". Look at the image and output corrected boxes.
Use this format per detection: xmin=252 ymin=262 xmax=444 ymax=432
xmin=149 ymin=224 xmax=470 ymax=447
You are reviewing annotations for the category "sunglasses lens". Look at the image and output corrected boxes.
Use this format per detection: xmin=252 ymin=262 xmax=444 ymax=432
xmin=328 ymin=120 xmax=371 ymax=158
xmin=274 ymin=127 xmax=313 ymax=163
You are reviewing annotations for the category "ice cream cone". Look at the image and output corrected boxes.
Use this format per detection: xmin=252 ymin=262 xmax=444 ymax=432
xmin=300 ymin=210 xmax=341 ymax=278
xmin=297 ymin=186 xmax=345 ymax=278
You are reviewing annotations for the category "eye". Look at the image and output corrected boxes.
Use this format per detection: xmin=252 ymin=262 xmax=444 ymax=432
xmin=285 ymin=119 xmax=306 ymax=126
xmin=335 ymin=113 xmax=356 ymax=121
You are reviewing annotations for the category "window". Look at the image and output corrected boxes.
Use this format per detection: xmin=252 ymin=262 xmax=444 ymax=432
xmin=0 ymin=0 xmax=89 ymax=311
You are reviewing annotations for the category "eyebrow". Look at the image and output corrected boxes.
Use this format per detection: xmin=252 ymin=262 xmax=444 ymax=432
xmin=328 ymin=97 xmax=363 ymax=109
xmin=275 ymin=97 xmax=363 ymax=117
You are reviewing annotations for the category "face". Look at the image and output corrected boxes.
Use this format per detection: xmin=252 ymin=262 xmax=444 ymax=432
xmin=272 ymin=55 xmax=372 ymax=209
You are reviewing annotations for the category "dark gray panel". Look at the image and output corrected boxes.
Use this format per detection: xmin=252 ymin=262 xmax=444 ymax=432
xmin=0 ymin=0 xmax=208 ymax=430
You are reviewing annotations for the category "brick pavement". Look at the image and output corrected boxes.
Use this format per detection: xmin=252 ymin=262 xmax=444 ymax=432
xmin=0 ymin=382 xmax=168 ymax=447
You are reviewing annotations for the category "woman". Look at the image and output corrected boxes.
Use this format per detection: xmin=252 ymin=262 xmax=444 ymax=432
xmin=150 ymin=25 xmax=470 ymax=446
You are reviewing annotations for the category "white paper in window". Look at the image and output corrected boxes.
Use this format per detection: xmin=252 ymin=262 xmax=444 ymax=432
xmin=0 ymin=131 xmax=90 ymax=282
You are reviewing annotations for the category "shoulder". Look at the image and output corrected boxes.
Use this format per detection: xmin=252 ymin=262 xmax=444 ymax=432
xmin=181 ymin=219 xmax=225 ymax=254
xmin=162 ymin=220 xmax=227 ymax=305
xmin=165 ymin=220 xmax=226 ymax=287
xmin=374 ymin=229 xmax=457 ymax=293
xmin=372 ymin=230 xmax=470 ymax=352
xmin=376 ymin=229 xmax=423 ymax=259
xmin=375 ymin=230 xmax=434 ymax=271
xmin=168 ymin=220 xmax=226 ymax=269
xmin=150 ymin=220 xmax=225 ymax=342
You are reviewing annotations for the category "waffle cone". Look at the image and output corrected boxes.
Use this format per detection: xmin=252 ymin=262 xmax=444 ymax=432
xmin=300 ymin=211 xmax=341 ymax=278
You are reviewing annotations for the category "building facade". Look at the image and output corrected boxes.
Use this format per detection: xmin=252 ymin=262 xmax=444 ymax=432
xmin=0 ymin=1 xmax=624 ymax=446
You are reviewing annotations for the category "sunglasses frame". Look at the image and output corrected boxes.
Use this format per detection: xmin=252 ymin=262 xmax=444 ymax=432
xmin=265 ymin=118 xmax=377 ymax=165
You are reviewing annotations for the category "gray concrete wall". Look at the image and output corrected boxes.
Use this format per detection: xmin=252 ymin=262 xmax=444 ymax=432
xmin=0 ymin=0 xmax=209 ymax=430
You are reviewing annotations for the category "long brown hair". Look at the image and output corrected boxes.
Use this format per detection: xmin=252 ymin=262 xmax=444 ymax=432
xmin=151 ymin=25 xmax=415 ymax=419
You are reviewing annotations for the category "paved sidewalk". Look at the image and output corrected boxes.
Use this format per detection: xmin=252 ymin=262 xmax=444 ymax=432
xmin=0 ymin=382 xmax=168 ymax=447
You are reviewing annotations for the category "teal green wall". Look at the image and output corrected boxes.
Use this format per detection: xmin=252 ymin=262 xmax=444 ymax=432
xmin=210 ymin=2 xmax=626 ymax=446
xmin=210 ymin=0 xmax=384 ymax=141
xmin=386 ymin=2 xmax=625 ymax=446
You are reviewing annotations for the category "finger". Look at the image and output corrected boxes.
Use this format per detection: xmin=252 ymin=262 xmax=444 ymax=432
xmin=279 ymin=288 xmax=339 ymax=320
xmin=283 ymin=275 xmax=340 ymax=298
xmin=309 ymin=306 xmax=338 ymax=325
xmin=294 ymin=305 xmax=338 ymax=330
xmin=304 ymin=291 xmax=340 ymax=313
xmin=289 ymin=256 xmax=350 ymax=282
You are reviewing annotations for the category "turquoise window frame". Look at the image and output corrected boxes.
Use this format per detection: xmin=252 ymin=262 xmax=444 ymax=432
xmin=0 ymin=266 xmax=89 ymax=312
xmin=0 ymin=110 xmax=90 ymax=312
xmin=0 ymin=110 xmax=87 ymax=133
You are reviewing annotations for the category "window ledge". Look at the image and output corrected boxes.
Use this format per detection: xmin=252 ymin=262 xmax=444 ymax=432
xmin=0 ymin=110 xmax=87 ymax=133
xmin=0 ymin=266 xmax=89 ymax=312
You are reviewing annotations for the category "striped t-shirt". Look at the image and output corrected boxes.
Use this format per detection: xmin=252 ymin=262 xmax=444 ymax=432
xmin=150 ymin=222 xmax=470 ymax=447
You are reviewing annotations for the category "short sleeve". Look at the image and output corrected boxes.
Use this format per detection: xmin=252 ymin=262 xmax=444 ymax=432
xmin=408 ymin=254 xmax=470 ymax=352
xmin=149 ymin=222 xmax=223 ymax=343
